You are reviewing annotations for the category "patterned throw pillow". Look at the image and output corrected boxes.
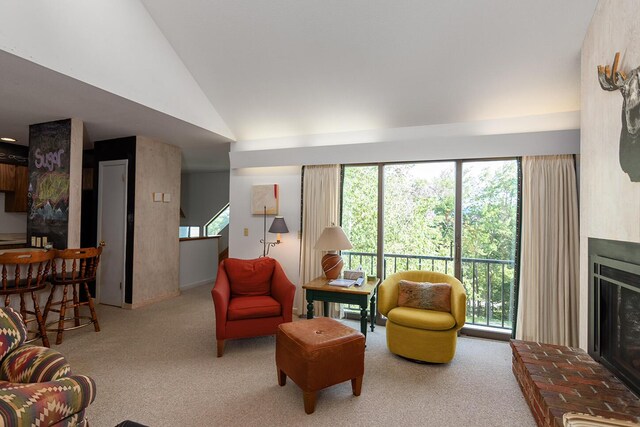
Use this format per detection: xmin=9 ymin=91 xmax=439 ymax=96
xmin=397 ymin=280 xmax=452 ymax=312
xmin=0 ymin=307 xmax=27 ymax=362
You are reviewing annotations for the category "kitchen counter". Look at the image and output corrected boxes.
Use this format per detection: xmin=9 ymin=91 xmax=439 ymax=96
xmin=0 ymin=233 xmax=27 ymax=247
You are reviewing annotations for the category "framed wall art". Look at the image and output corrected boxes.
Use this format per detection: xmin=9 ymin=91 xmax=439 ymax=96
xmin=251 ymin=184 xmax=279 ymax=215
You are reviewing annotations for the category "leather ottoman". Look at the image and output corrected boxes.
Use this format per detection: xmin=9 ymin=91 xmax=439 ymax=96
xmin=276 ymin=317 xmax=365 ymax=414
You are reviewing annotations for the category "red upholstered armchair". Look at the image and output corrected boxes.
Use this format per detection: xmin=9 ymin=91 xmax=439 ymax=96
xmin=211 ymin=257 xmax=296 ymax=357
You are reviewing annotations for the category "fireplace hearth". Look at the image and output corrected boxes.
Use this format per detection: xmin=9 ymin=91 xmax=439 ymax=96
xmin=589 ymin=238 xmax=640 ymax=396
xmin=511 ymin=340 xmax=640 ymax=426
xmin=508 ymin=238 xmax=640 ymax=427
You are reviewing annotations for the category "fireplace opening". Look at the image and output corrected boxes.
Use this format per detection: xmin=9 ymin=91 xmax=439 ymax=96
xmin=589 ymin=238 xmax=640 ymax=397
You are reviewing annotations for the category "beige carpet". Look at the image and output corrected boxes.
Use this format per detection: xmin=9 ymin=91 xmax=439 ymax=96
xmin=55 ymin=284 xmax=535 ymax=427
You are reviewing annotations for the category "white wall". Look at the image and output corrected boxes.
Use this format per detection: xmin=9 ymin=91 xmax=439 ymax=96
xmin=579 ymin=0 xmax=640 ymax=349
xmin=0 ymin=0 xmax=232 ymax=140
xmin=0 ymin=193 xmax=26 ymax=233
xmin=229 ymin=166 xmax=302 ymax=312
xmin=231 ymin=129 xmax=579 ymax=169
xmin=179 ymin=237 xmax=219 ymax=289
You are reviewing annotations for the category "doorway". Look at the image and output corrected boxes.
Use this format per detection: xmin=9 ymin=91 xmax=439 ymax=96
xmin=97 ymin=160 xmax=128 ymax=307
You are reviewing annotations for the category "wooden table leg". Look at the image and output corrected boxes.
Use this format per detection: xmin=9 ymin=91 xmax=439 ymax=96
xmin=360 ymin=304 xmax=367 ymax=338
xmin=306 ymin=298 xmax=314 ymax=319
xmin=369 ymin=293 xmax=376 ymax=332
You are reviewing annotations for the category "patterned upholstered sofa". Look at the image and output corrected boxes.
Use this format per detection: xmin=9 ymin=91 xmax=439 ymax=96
xmin=0 ymin=307 xmax=96 ymax=427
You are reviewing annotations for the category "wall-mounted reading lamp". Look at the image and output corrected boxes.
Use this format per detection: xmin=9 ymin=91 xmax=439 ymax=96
xmin=260 ymin=206 xmax=289 ymax=257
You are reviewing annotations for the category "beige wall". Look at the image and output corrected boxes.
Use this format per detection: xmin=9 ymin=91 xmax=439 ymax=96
xmin=579 ymin=0 xmax=640 ymax=348
xmin=132 ymin=136 xmax=181 ymax=307
xmin=67 ymin=118 xmax=83 ymax=248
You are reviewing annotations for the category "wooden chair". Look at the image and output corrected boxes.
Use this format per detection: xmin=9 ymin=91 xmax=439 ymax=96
xmin=44 ymin=246 xmax=102 ymax=345
xmin=0 ymin=250 xmax=54 ymax=347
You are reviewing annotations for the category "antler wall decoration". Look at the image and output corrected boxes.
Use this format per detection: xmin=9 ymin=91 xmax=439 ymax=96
xmin=598 ymin=52 xmax=640 ymax=182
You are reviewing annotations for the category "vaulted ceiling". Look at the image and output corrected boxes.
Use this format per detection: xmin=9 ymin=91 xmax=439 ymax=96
xmin=141 ymin=0 xmax=597 ymax=141
xmin=0 ymin=1 xmax=598 ymax=170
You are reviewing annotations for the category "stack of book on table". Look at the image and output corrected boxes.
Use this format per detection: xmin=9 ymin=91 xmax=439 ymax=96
xmin=328 ymin=279 xmax=356 ymax=287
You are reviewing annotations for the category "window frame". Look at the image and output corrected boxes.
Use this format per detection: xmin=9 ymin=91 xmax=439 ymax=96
xmin=340 ymin=156 xmax=522 ymax=336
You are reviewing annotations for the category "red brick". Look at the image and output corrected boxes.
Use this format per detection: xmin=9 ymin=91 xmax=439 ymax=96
xmin=511 ymin=340 xmax=640 ymax=427
xmin=563 ymin=375 xmax=604 ymax=386
xmin=554 ymin=362 xmax=593 ymax=372
xmin=524 ymin=358 xmax=556 ymax=368
xmin=545 ymin=397 xmax=589 ymax=414
xmin=561 ymin=394 xmax=613 ymax=410
xmin=531 ymin=374 xmax=551 ymax=383
xmin=535 ymin=381 xmax=580 ymax=395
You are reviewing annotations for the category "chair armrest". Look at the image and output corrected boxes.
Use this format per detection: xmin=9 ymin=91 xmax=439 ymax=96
xmin=1 ymin=345 xmax=71 ymax=383
xmin=211 ymin=262 xmax=230 ymax=339
xmin=450 ymin=280 xmax=467 ymax=330
xmin=0 ymin=375 xmax=96 ymax=426
xmin=270 ymin=262 xmax=296 ymax=322
xmin=377 ymin=274 xmax=400 ymax=316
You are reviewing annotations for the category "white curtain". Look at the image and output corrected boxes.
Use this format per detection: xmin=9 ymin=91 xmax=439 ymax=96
xmin=516 ymin=155 xmax=579 ymax=347
xmin=298 ymin=165 xmax=342 ymax=317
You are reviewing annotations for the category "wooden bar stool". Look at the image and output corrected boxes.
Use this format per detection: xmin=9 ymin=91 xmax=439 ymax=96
xmin=0 ymin=250 xmax=54 ymax=347
xmin=44 ymin=246 xmax=102 ymax=345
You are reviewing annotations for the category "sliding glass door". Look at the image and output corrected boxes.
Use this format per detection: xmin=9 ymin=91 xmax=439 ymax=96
xmin=383 ymin=162 xmax=456 ymax=277
xmin=341 ymin=159 xmax=519 ymax=331
xmin=461 ymin=160 xmax=518 ymax=329
xmin=341 ymin=166 xmax=378 ymax=277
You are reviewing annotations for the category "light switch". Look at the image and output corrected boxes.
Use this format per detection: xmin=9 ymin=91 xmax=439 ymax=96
xmin=153 ymin=192 xmax=163 ymax=202
xmin=243 ymin=228 xmax=249 ymax=237
xmin=163 ymin=193 xmax=171 ymax=202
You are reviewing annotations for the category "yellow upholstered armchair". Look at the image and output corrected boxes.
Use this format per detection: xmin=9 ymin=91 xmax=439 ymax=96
xmin=378 ymin=271 xmax=467 ymax=363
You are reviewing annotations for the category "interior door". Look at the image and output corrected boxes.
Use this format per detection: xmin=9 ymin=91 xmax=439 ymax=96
xmin=97 ymin=160 xmax=127 ymax=307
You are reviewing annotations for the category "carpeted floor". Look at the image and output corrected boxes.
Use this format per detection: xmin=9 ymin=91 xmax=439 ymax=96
xmin=55 ymin=284 xmax=535 ymax=427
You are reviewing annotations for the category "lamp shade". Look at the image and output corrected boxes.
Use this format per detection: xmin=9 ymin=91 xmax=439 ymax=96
xmin=314 ymin=226 xmax=352 ymax=251
xmin=268 ymin=216 xmax=289 ymax=234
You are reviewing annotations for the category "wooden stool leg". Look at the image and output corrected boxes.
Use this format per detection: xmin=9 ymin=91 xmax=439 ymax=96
xmin=30 ymin=291 xmax=50 ymax=348
xmin=216 ymin=340 xmax=225 ymax=357
xmin=351 ymin=375 xmax=363 ymax=396
xmin=19 ymin=294 xmax=27 ymax=324
xmin=72 ymin=284 xmax=80 ymax=327
xmin=303 ymin=391 xmax=316 ymax=414
xmin=56 ymin=285 xmax=69 ymax=345
xmin=84 ymin=283 xmax=100 ymax=332
xmin=43 ymin=285 xmax=55 ymax=324
xmin=277 ymin=368 xmax=287 ymax=386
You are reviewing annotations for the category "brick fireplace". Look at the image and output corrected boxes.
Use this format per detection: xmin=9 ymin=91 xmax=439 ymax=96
xmin=511 ymin=340 xmax=640 ymax=426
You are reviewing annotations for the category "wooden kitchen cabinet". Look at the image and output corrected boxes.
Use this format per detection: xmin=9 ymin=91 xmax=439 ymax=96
xmin=0 ymin=164 xmax=16 ymax=191
xmin=5 ymin=166 xmax=28 ymax=212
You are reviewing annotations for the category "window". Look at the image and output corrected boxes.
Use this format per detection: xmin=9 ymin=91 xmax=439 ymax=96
xmin=383 ymin=162 xmax=455 ymax=277
xmin=461 ymin=160 xmax=517 ymax=329
xmin=179 ymin=226 xmax=201 ymax=238
xmin=341 ymin=166 xmax=378 ymax=276
xmin=205 ymin=204 xmax=230 ymax=236
xmin=341 ymin=159 xmax=520 ymax=331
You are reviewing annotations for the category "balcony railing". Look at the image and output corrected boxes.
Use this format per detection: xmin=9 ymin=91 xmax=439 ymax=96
xmin=343 ymin=251 xmax=515 ymax=330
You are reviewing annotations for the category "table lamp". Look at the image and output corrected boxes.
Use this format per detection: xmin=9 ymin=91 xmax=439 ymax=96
xmin=314 ymin=225 xmax=353 ymax=279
